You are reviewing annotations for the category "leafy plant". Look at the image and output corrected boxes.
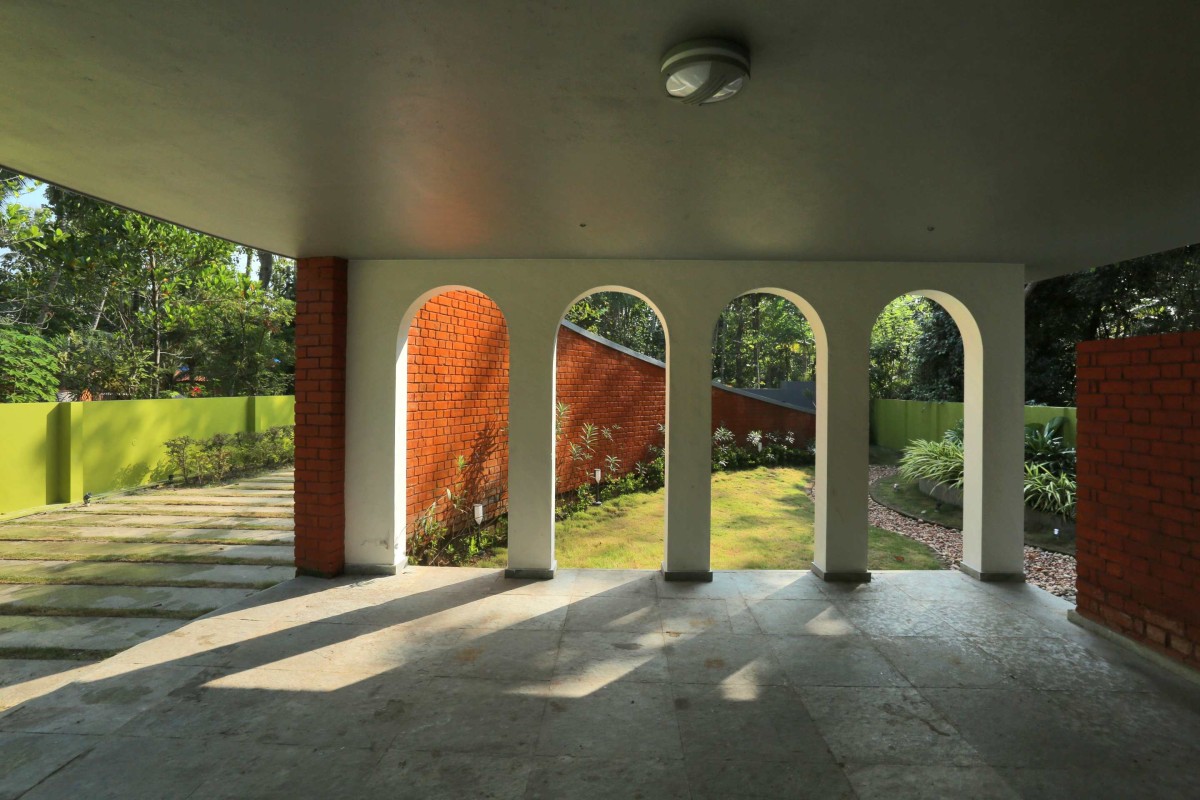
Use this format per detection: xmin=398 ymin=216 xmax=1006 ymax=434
xmin=897 ymin=438 xmax=965 ymax=490
xmin=1024 ymin=416 xmax=1076 ymax=476
xmin=0 ymin=326 xmax=59 ymax=402
xmin=162 ymin=426 xmax=294 ymax=485
xmin=1023 ymin=463 xmax=1077 ymax=519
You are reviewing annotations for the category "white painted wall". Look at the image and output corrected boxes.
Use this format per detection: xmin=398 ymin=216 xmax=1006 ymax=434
xmin=344 ymin=260 xmax=1026 ymax=580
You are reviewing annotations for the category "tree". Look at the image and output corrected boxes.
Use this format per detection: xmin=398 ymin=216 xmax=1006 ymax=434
xmin=566 ymin=292 xmax=666 ymax=362
xmin=0 ymin=326 xmax=58 ymax=402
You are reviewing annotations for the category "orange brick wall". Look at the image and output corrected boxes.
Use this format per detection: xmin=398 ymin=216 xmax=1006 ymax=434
xmin=293 ymin=257 xmax=348 ymax=577
xmin=1075 ymin=332 xmax=1200 ymax=672
xmin=405 ymin=290 xmax=817 ymax=532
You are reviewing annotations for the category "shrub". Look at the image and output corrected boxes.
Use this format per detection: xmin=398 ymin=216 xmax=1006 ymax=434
xmin=897 ymin=438 xmax=965 ymax=490
xmin=162 ymin=426 xmax=294 ymax=485
xmin=1024 ymin=462 xmax=1077 ymax=519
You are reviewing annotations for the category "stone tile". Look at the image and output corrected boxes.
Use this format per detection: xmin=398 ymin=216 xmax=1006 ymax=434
xmin=365 ymin=751 xmax=531 ymax=799
xmin=417 ymin=628 xmax=560 ymax=681
xmin=193 ymin=742 xmax=389 ymax=799
xmin=18 ymin=733 xmax=252 ymax=800
xmin=0 ymin=615 xmax=185 ymax=652
xmin=937 ymin=603 xmax=1061 ymax=639
xmin=536 ymin=681 xmax=681 ymax=759
xmin=655 ymin=572 xmax=741 ymax=599
xmin=731 ymin=570 xmax=828 ymax=600
xmin=525 ymin=756 xmax=690 ymax=800
xmin=871 ymin=636 xmax=1016 ymax=689
xmin=390 ymin=677 xmax=547 ymax=756
xmin=802 ymin=687 xmax=982 ymax=766
xmin=745 ymin=599 xmax=854 ymax=636
xmin=565 ymin=569 xmax=659 ymax=598
xmin=563 ymin=595 xmax=662 ymax=633
xmin=971 ymin=636 xmax=1155 ymax=692
xmin=845 ymin=764 xmax=1022 ymax=799
xmin=664 ymin=632 xmax=787 ymax=686
xmin=0 ymin=732 xmax=98 ymax=800
xmin=658 ymin=598 xmax=736 ymax=634
xmin=835 ymin=599 xmax=949 ymax=637
xmin=673 ymin=684 xmax=833 ymax=763
xmin=685 ymin=758 xmax=856 ymax=800
xmin=553 ymin=630 xmax=669 ymax=685
xmin=769 ymin=635 xmax=909 ymax=687
xmin=0 ymin=660 xmax=95 ymax=709
xmin=995 ymin=766 xmax=1198 ymax=800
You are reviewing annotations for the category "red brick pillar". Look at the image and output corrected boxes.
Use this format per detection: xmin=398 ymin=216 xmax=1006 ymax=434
xmin=294 ymin=257 xmax=348 ymax=577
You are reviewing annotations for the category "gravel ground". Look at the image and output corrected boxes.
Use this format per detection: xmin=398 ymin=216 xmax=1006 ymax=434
xmin=811 ymin=466 xmax=1077 ymax=600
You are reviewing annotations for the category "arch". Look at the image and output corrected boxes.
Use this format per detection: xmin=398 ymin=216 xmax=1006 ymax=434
xmin=551 ymin=286 xmax=670 ymax=567
xmin=396 ymin=285 xmax=510 ymax=565
xmin=708 ymin=288 xmax=827 ymax=569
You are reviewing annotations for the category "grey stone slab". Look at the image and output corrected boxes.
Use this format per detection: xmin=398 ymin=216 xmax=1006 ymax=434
xmin=0 ymin=732 xmax=99 ymax=800
xmin=564 ymin=569 xmax=659 ymax=598
xmin=870 ymin=636 xmax=1017 ymax=689
xmin=0 ymin=659 xmax=88 ymax=691
xmin=0 ymin=525 xmax=293 ymax=544
xmin=0 ymin=540 xmax=292 ymax=565
xmin=18 ymin=732 xmax=252 ymax=800
xmin=34 ymin=513 xmax=293 ymax=530
xmin=936 ymin=602 xmax=1062 ymax=639
xmin=995 ymin=766 xmax=1199 ymax=800
xmin=563 ymin=595 xmax=662 ymax=633
xmin=801 ymin=686 xmax=983 ymax=766
xmin=417 ymin=628 xmax=560 ymax=681
xmin=193 ymin=743 xmax=386 ymax=800
xmin=536 ymin=680 xmax=682 ymax=759
xmin=745 ymin=599 xmax=855 ymax=636
xmin=971 ymin=636 xmax=1156 ymax=692
xmin=731 ymin=570 xmax=829 ymax=600
xmin=836 ymin=599 xmax=951 ymax=637
xmin=525 ymin=756 xmax=689 ymax=800
xmin=0 ymin=559 xmax=293 ymax=588
xmin=845 ymin=764 xmax=1022 ymax=800
xmin=685 ymin=758 xmax=856 ymax=800
xmin=673 ymin=683 xmax=832 ymax=763
xmin=658 ymin=598 xmax=738 ymax=634
xmin=655 ymin=571 xmax=741 ymax=599
xmin=365 ymin=750 xmax=530 ymax=800
xmin=82 ymin=502 xmax=292 ymax=517
xmin=769 ymin=635 xmax=909 ymax=687
xmin=0 ymin=584 xmax=254 ymax=616
xmin=389 ymin=677 xmax=547 ymax=756
xmin=664 ymin=632 xmax=787 ymax=686
xmin=553 ymin=630 xmax=669 ymax=685
xmin=116 ymin=494 xmax=293 ymax=506
xmin=0 ymin=615 xmax=184 ymax=652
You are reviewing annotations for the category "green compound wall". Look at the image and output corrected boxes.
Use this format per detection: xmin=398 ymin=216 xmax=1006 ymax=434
xmin=0 ymin=396 xmax=293 ymax=516
xmin=870 ymin=398 xmax=1076 ymax=452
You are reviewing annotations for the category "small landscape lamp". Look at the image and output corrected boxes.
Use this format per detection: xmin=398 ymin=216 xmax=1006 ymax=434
xmin=473 ymin=503 xmax=484 ymax=526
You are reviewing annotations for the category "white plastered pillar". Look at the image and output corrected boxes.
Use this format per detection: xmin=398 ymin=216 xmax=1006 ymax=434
xmin=811 ymin=315 xmax=871 ymax=582
xmin=503 ymin=309 xmax=559 ymax=579
xmin=662 ymin=309 xmax=714 ymax=581
xmin=934 ymin=287 xmax=1026 ymax=580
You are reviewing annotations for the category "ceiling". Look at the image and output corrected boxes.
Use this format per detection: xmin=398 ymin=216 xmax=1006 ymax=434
xmin=2 ymin=1 xmax=1199 ymax=281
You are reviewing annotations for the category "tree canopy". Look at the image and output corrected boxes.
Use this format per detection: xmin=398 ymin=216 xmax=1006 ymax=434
xmin=0 ymin=175 xmax=294 ymax=401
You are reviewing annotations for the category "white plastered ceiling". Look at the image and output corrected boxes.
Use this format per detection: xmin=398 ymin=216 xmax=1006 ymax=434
xmin=2 ymin=1 xmax=1199 ymax=280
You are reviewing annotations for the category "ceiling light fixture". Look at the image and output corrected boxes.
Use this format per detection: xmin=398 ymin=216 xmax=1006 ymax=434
xmin=661 ymin=38 xmax=750 ymax=105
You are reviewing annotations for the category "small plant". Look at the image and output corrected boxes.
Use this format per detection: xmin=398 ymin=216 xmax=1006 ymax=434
xmin=897 ymin=438 xmax=965 ymax=490
xmin=1024 ymin=462 xmax=1077 ymax=519
xmin=161 ymin=426 xmax=294 ymax=486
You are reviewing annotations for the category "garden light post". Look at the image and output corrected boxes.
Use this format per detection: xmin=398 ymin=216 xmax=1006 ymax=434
xmin=592 ymin=468 xmax=602 ymax=506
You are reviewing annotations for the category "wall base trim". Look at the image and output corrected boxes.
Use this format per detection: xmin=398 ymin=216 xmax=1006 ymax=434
xmin=1068 ymin=610 xmax=1200 ymax=687
xmin=505 ymin=565 xmax=556 ymax=580
xmin=957 ymin=564 xmax=1025 ymax=582
xmin=810 ymin=565 xmax=871 ymax=583
xmin=662 ymin=569 xmax=714 ymax=583
xmin=344 ymin=563 xmax=403 ymax=576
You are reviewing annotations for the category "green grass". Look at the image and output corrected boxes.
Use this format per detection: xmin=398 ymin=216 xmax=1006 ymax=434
xmin=475 ymin=467 xmax=943 ymax=571
xmin=0 ymin=606 xmax=205 ymax=620
xmin=0 ymin=646 xmax=118 ymax=661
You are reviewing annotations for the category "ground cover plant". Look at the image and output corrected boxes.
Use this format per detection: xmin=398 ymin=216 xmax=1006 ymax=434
xmin=161 ymin=426 xmax=294 ymax=485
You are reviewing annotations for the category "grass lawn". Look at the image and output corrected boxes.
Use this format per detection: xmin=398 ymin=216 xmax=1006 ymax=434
xmin=475 ymin=466 xmax=943 ymax=571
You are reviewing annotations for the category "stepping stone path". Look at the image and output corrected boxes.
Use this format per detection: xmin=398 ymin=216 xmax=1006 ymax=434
xmin=0 ymin=471 xmax=294 ymax=697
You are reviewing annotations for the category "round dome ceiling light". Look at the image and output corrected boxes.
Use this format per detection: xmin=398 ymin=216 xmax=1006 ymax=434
xmin=661 ymin=39 xmax=750 ymax=105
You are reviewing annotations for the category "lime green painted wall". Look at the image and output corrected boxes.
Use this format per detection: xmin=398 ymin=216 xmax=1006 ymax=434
xmin=0 ymin=402 xmax=60 ymax=514
xmin=871 ymin=399 xmax=1076 ymax=451
xmin=0 ymin=396 xmax=295 ymax=515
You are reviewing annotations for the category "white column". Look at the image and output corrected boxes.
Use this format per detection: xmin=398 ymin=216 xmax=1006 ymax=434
xmin=504 ymin=312 xmax=558 ymax=579
xmin=959 ymin=289 xmax=1026 ymax=580
xmin=811 ymin=318 xmax=871 ymax=581
xmin=663 ymin=314 xmax=714 ymax=581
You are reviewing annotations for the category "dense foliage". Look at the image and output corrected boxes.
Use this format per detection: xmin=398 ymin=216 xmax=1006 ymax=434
xmin=161 ymin=426 xmax=294 ymax=485
xmin=0 ymin=325 xmax=59 ymax=402
xmin=0 ymin=174 xmax=295 ymax=401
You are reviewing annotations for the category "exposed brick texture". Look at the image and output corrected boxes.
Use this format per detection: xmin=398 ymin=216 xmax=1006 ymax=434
xmin=293 ymin=257 xmax=348 ymax=577
xmin=406 ymin=290 xmax=816 ymax=533
xmin=1075 ymin=331 xmax=1200 ymax=672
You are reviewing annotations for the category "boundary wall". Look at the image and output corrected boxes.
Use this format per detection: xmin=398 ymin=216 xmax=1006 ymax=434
xmin=1074 ymin=332 xmax=1200 ymax=672
xmin=0 ymin=395 xmax=294 ymax=515
xmin=871 ymin=399 xmax=1076 ymax=451
xmin=406 ymin=291 xmax=816 ymax=531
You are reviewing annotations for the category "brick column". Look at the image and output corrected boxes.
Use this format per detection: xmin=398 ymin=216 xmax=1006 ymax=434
xmin=294 ymin=257 xmax=348 ymax=577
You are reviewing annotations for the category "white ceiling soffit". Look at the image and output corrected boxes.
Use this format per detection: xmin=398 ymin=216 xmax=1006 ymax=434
xmin=2 ymin=1 xmax=1199 ymax=282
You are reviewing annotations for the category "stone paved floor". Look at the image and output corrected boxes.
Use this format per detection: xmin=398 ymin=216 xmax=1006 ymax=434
xmin=2 ymin=567 xmax=1198 ymax=799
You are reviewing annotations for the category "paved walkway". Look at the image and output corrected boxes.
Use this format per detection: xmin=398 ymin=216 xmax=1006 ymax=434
xmin=2 ymin=567 xmax=1197 ymax=799
xmin=0 ymin=472 xmax=294 ymax=706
